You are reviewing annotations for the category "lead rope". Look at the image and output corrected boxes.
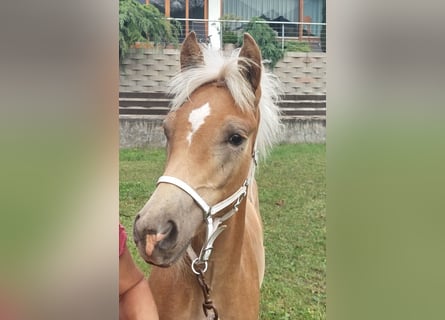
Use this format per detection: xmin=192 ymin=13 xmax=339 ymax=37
xmin=186 ymin=247 xmax=218 ymax=320
xmin=196 ymin=267 xmax=219 ymax=320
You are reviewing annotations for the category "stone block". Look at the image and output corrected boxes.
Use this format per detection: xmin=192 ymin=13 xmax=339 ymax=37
xmin=310 ymin=82 xmax=323 ymax=89
xmin=130 ymin=86 xmax=144 ymax=92
xmin=285 ymin=52 xmax=307 ymax=58
xmin=302 ymin=56 xmax=315 ymax=64
xmin=142 ymin=68 xmax=159 ymax=77
xmin=119 ymin=84 xmax=131 ymax=91
xmin=119 ymin=79 xmax=134 ymax=87
xmin=281 ymin=67 xmax=297 ymax=74
xmin=141 ymin=59 xmax=156 ymax=66
xmin=138 ymin=80 xmax=158 ymax=87
xmin=308 ymin=52 xmax=326 ymax=59
xmin=154 ymin=74 xmax=172 ymax=83
xmin=311 ymin=72 xmax=325 ymax=80
xmin=153 ymin=64 xmax=169 ymax=71
xmin=121 ymin=58 xmax=133 ymax=65
xmin=302 ymin=87 xmax=314 ymax=94
xmin=298 ymin=76 xmax=315 ymax=84
xmin=311 ymin=63 xmax=325 ymax=70
xmin=129 ymin=73 xmax=147 ymax=81
xmin=289 ymin=81 xmax=304 ymax=89
xmin=164 ymin=58 xmax=179 ymax=66
xmin=152 ymin=54 xmax=167 ymax=61
xmin=280 ymin=57 xmax=296 ymax=64
xmin=291 ymin=72 xmax=306 ymax=79
xmin=131 ymin=53 xmax=145 ymax=60
xmin=148 ymin=85 xmax=168 ymax=93
xmin=129 ymin=64 xmax=145 ymax=71
xmin=163 ymin=48 xmax=179 ymax=55
xmin=294 ymin=86 xmax=304 ymax=93
xmin=163 ymin=69 xmax=178 ymax=77
xmin=120 ymin=68 xmax=136 ymax=76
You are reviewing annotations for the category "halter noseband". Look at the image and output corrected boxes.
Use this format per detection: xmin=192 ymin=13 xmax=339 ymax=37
xmin=156 ymin=150 xmax=258 ymax=274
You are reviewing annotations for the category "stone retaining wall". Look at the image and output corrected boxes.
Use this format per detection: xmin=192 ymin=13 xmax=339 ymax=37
xmin=119 ymin=116 xmax=326 ymax=148
xmin=120 ymin=48 xmax=326 ymax=95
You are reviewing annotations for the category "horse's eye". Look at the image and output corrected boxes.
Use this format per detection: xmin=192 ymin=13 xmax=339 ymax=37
xmin=228 ymin=134 xmax=245 ymax=146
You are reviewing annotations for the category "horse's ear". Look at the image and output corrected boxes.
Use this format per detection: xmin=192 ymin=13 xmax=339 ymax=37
xmin=180 ymin=32 xmax=204 ymax=70
xmin=238 ymin=33 xmax=262 ymax=93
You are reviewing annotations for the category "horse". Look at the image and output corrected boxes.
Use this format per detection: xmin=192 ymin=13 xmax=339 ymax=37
xmin=133 ymin=31 xmax=281 ymax=320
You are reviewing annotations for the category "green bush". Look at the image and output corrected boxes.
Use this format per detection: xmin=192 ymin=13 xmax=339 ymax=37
xmin=119 ymin=0 xmax=180 ymax=59
xmin=284 ymin=40 xmax=311 ymax=52
xmin=220 ymin=14 xmax=241 ymax=45
xmin=239 ymin=17 xmax=284 ymax=69
xmin=222 ymin=31 xmax=239 ymax=44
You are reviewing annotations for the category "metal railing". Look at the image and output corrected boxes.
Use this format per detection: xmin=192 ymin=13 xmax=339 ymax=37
xmin=168 ymin=18 xmax=326 ymax=51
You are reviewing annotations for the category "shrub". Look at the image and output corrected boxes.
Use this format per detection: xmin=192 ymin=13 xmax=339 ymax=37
xmin=238 ymin=17 xmax=284 ymax=69
xmin=284 ymin=40 xmax=311 ymax=52
xmin=119 ymin=0 xmax=180 ymax=59
xmin=220 ymin=14 xmax=242 ymax=45
xmin=222 ymin=31 xmax=239 ymax=44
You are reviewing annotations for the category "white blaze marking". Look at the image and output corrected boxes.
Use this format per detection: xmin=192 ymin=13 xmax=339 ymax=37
xmin=187 ymin=102 xmax=211 ymax=144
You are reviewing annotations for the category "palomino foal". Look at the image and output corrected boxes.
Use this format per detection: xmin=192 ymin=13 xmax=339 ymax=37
xmin=133 ymin=32 xmax=281 ymax=319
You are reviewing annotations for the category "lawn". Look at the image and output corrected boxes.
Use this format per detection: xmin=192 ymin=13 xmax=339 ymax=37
xmin=120 ymin=143 xmax=326 ymax=319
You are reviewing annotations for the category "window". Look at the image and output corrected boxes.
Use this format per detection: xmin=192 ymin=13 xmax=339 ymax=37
xmin=223 ymin=0 xmax=325 ymax=37
xmin=146 ymin=0 xmax=207 ymax=41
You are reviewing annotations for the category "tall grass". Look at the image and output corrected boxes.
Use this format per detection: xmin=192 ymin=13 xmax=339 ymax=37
xmin=119 ymin=143 xmax=326 ymax=319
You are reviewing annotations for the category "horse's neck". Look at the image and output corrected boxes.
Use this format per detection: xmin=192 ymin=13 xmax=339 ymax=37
xmin=206 ymin=194 xmax=264 ymax=319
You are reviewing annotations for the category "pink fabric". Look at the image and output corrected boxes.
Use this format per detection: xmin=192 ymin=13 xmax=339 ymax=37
xmin=0 ymin=292 xmax=20 ymax=320
xmin=119 ymin=223 xmax=127 ymax=257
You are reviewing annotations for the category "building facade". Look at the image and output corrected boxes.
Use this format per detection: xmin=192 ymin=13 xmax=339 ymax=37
xmin=140 ymin=0 xmax=325 ymax=49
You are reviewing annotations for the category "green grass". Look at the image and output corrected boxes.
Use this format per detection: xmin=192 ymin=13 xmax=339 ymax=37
xmin=120 ymin=143 xmax=326 ymax=319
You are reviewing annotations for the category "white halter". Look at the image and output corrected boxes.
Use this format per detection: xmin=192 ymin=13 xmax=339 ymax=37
xmin=156 ymin=150 xmax=258 ymax=274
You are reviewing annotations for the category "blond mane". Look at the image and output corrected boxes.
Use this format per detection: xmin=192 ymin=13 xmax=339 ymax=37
xmin=168 ymin=47 xmax=282 ymax=159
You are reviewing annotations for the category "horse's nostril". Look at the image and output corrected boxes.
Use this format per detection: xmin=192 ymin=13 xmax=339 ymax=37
xmin=134 ymin=213 xmax=141 ymax=222
xmin=159 ymin=221 xmax=173 ymax=236
xmin=158 ymin=221 xmax=178 ymax=251
xmin=143 ymin=221 xmax=178 ymax=256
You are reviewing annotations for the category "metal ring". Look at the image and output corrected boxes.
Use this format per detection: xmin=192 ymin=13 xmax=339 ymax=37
xmin=191 ymin=258 xmax=208 ymax=275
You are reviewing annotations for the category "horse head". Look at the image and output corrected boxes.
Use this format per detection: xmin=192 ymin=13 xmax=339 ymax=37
xmin=133 ymin=32 xmax=266 ymax=267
